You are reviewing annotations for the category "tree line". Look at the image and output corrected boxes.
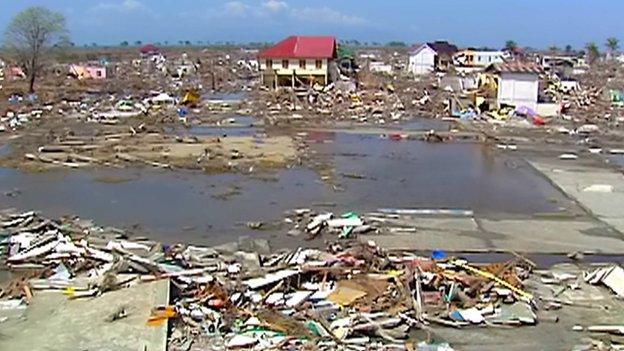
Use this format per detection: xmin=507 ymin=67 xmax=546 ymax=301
xmin=2 ymin=6 xmax=622 ymax=93
xmin=505 ymin=38 xmax=620 ymax=63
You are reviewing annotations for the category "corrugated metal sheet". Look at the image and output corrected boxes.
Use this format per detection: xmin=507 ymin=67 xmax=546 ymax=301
xmin=258 ymin=36 xmax=336 ymax=59
xmin=496 ymin=61 xmax=543 ymax=74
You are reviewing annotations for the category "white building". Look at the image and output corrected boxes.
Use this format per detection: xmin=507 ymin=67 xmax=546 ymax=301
xmin=488 ymin=61 xmax=541 ymax=111
xmin=369 ymin=61 xmax=393 ymax=74
xmin=408 ymin=45 xmax=436 ymax=75
xmin=407 ymin=41 xmax=458 ymax=75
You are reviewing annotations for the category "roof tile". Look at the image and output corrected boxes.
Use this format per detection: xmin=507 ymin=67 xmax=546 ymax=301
xmin=258 ymin=36 xmax=336 ymax=59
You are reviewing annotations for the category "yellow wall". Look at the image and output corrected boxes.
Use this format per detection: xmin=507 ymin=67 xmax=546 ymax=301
xmin=260 ymin=58 xmax=328 ymax=76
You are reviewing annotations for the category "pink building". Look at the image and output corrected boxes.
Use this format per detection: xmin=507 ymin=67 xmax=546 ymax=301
xmin=69 ymin=64 xmax=106 ymax=79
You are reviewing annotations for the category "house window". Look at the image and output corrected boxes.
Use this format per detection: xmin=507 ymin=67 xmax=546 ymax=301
xmin=96 ymin=70 xmax=102 ymax=77
xmin=299 ymin=60 xmax=306 ymax=69
xmin=315 ymin=59 xmax=322 ymax=69
xmin=282 ymin=60 xmax=289 ymax=69
xmin=266 ymin=59 xmax=272 ymax=68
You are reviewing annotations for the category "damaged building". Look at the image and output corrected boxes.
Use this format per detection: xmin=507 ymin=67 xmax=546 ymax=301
xmin=407 ymin=41 xmax=458 ymax=75
xmin=486 ymin=61 xmax=542 ymax=111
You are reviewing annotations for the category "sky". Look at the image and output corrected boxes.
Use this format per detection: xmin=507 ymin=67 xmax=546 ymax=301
xmin=1 ymin=0 xmax=622 ymax=49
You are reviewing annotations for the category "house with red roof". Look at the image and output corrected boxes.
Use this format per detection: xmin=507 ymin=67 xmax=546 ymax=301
xmin=258 ymin=35 xmax=337 ymax=88
xmin=139 ymin=44 xmax=160 ymax=57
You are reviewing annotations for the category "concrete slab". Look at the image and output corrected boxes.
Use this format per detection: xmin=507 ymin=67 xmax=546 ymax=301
xmin=530 ymin=161 xmax=624 ymax=233
xmin=361 ymin=229 xmax=490 ymax=251
xmin=362 ymin=218 xmax=624 ymax=254
xmin=405 ymin=217 xmax=479 ymax=231
xmin=0 ymin=279 xmax=169 ymax=351
xmin=482 ymin=219 xmax=624 ymax=253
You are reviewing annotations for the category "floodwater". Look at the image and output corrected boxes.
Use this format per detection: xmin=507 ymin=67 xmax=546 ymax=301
xmin=0 ymin=143 xmax=11 ymax=157
xmin=202 ymin=91 xmax=246 ymax=103
xmin=305 ymin=132 xmax=571 ymax=215
xmin=173 ymin=115 xmax=258 ymax=137
xmin=0 ymin=123 xmax=576 ymax=247
xmin=398 ymin=118 xmax=451 ymax=131
xmin=606 ymin=154 xmax=624 ymax=168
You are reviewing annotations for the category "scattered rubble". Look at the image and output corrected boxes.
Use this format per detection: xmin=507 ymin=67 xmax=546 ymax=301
xmin=7 ymin=126 xmax=297 ymax=172
xmin=1 ymin=210 xmax=624 ymax=350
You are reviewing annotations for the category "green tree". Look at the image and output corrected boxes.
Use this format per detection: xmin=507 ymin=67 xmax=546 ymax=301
xmin=565 ymin=44 xmax=573 ymax=54
xmin=120 ymin=41 xmax=129 ymax=47
xmin=505 ymin=40 xmax=518 ymax=52
xmin=135 ymin=40 xmax=142 ymax=46
xmin=585 ymin=42 xmax=600 ymax=64
xmin=3 ymin=6 xmax=67 ymax=92
xmin=548 ymin=45 xmax=559 ymax=53
xmin=606 ymin=37 xmax=619 ymax=59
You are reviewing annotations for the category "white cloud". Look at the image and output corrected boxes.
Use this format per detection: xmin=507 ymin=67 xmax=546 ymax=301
xmin=121 ymin=0 xmax=143 ymax=11
xmin=263 ymin=0 xmax=288 ymax=13
xmin=291 ymin=6 xmax=368 ymax=26
xmin=224 ymin=1 xmax=249 ymax=16
xmin=184 ymin=2 xmax=370 ymax=28
xmin=92 ymin=0 xmax=146 ymax=13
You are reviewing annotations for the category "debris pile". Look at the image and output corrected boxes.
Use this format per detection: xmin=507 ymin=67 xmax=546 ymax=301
xmin=4 ymin=124 xmax=297 ymax=172
xmin=284 ymin=209 xmax=371 ymax=239
xmin=2 ymin=210 xmax=624 ymax=349
xmin=253 ymin=80 xmax=410 ymax=125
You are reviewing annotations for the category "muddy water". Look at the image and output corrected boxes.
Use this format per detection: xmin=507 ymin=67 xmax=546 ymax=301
xmin=606 ymin=154 xmax=624 ymax=168
xmin=170 ymin=115 xmax=258 ymax=137
xmin=0 ymin=143 xmax=11 ymax=157
xmin=398 ymin=118 xmax=450 ymax=131
xmin=0 ymin=167 xmax=323 ymax=246
xmin=306 ymin=132 xmax=572 ymax=215
xmin=203 ymin=91 xmax=246 ymax=102
xmin=0 ymin=123 xmax=577 ymax=247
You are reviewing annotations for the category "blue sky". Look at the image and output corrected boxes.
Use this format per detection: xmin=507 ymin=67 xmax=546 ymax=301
xmin=1 ymin=0 xmax=622 ymax=49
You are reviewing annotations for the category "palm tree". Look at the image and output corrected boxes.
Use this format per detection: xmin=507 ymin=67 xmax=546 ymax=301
xmin=505 ymin=40 xmax=518 ymax=52
xmin=565 ymin=45 xmax=573 ymax=54
xmin=548 ymin=45 xmax=559 ymax=54
xmin=585 ymin=42 xmax=600 ymax=64
xmin=606 ymin=37 xmax=619 ymax=59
